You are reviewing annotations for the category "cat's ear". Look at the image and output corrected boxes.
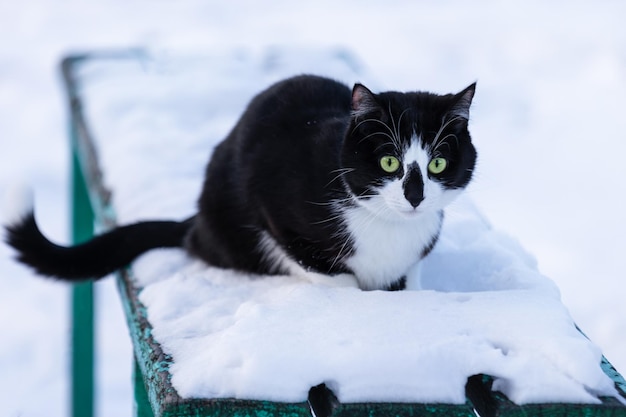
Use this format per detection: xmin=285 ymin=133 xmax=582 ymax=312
xmin=448 ymin=82 xmax=476 ymax=121
xmin=351 ymin=83 xmax=380 ymax=118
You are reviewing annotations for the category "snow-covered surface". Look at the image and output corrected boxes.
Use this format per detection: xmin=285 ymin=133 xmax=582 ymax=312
xmin=76 ymin=50 xmax=620 ymax=404
xmin=133 ymin=224 xmax=610 ymax=405
xmin=2 ymin=1 xmax=626 ymax=416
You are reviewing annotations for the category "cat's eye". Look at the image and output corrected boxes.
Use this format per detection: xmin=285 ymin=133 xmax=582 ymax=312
xmin=380 ymin=155 xmax=400 ymax=173
xmin=428 ymin=157 xmax=447 ymax=174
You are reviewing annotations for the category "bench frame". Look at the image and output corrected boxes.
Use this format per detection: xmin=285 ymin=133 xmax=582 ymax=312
xmin=61 ymin=53 xmax=626 ymax=417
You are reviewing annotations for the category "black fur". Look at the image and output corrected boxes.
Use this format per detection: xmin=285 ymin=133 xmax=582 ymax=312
xmin=187 ymin=76 xmax=354 ymax=274
xmin=5 ymin=75 xmax=477 ymax=289
xmin=5 ymin=212 xmax=192 ymax=280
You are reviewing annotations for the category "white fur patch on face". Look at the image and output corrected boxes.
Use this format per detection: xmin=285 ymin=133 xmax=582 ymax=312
xmin=379 ymin=139 xmax=430 ymax=215
xmin=362 ymin=135 xmax=462 ymax=219
xmin=334 ymin=118 xmax=474 ymax=289
xmin=341 ymin=136 xmax=454 ymax=290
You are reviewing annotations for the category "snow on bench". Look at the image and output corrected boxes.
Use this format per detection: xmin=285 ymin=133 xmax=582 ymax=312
xmin=67 ymin=48 xmax=626 ymax=415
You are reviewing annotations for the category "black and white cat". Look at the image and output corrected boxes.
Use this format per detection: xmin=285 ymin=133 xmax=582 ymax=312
xmin=6 ymin=75 xmax=477 ymax=291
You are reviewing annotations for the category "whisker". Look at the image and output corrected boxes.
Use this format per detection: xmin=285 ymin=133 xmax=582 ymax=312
xmin=432 ymin=115 xmax=464 ymax=151
xmin=353 ymin=117 xmax=394 ymax=137
xmin=353 ymin=117 xmax=400 ymax=151
xmin=394 ymin=107 xmax=411 ymax=152
xmin=433 ymin=141 xmax=452 ymax=155
xmin=352 ymin=106 xmax=416 ymax=156
xmin=433 ymin=133 xmax=458 ymax=153
xmin=358 ymin=131 xmax=396 ymax=145
xmin=387 ymin=103 xmax=400 ymax=151
xmin=310 ymin=213 xmax=345 ymax=225
xmin=374 ymin=142 xmax=395 ymax=153
xmin=324 ymin=167 xmax=355 ymax=188
xmin=328 ymin=232 xmax=352 ymax=271
xmin=307 ymin=193 xmax=369 ymax=208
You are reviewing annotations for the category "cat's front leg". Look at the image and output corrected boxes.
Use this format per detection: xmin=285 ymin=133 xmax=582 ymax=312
xmin=386 ymin=276 xmax=407 ymax=291
xmin=403 ymin=261 xmax=424 ymax=291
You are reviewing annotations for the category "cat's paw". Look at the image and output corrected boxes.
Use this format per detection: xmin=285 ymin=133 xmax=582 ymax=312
xmin=404 ymin=261 xmax=424 ymax=290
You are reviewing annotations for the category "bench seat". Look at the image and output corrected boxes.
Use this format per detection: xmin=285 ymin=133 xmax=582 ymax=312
xmin=62 ymin=49 xmax=626 ymax=417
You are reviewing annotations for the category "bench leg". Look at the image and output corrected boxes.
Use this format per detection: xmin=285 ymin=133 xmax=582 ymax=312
xmin=70 ymin=149 xmax=95 ymax=417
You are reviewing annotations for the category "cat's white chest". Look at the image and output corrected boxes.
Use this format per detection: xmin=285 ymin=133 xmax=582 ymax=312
xmin=342 ymin=205 xmax=441 ymax=290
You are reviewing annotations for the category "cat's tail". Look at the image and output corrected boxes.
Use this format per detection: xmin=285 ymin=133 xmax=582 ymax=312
xmin=4 ymin=211 xmax=194 ymax=281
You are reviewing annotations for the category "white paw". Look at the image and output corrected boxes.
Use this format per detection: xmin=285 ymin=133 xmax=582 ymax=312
xmin=405 ymin=261 xmax=424 ymax=291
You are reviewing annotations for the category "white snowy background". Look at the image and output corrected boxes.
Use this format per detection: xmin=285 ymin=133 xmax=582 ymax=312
xmin=1 ymin=1 xmax=625 ymax=416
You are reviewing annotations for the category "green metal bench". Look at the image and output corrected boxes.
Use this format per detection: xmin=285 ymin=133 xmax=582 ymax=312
xmin=61 ymin=51 xmax=626 ymax=417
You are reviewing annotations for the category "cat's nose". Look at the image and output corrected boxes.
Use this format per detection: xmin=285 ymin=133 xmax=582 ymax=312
xmin=405 ymin=192 xmax=424 ymax=208
xmin=403 ymin=164 xmax=424 ymax=208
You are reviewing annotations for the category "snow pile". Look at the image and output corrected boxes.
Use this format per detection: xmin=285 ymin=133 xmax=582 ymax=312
xmin=131 ymin=205 xmax=616 ymax=404
xmin=77 ymin=49 xmax=621 ymax=404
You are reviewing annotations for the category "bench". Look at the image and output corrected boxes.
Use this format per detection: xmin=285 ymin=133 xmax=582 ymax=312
xmin=61 ymin=49 xmax=626 ymax=417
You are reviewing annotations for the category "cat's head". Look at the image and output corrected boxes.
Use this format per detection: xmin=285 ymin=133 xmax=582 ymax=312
xmin=340 ymin=83 xmax=477 ymax=219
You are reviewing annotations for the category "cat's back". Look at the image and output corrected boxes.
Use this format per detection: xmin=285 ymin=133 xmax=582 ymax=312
xmin=241 ymin=75 xmax=352 ymax=131
xmin=226 ymin=74 xmax=354 ymax=191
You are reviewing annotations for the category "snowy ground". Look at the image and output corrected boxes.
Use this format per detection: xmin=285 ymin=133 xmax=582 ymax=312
xmin=1 ymin=1 xmax=626 ymax=416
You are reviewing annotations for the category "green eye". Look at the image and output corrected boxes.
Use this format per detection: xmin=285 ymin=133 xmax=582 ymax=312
xmin=380 ymin=155 xmax=400 ymax=173
xmin=428 ymin=157 xmax=448 ymax=174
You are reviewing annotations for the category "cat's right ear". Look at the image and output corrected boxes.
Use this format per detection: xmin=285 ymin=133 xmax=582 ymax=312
xmin=351 ymin=84 xmax=380 ymax=118
xmin=449 ymin=82 xmax=476 ymax=121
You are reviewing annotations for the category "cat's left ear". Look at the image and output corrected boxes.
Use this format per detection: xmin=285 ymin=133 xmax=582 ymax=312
xmin=449 ymin=82 xmax=476 ymax=120
xmin=351 ymin=83 xmax=380 ymax=118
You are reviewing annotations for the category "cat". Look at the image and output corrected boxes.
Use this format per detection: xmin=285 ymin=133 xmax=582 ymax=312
xmin=5 ymin=75 xmax=477 ymax=291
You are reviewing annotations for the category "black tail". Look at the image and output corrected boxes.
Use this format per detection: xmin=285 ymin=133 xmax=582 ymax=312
xmin=4 ymin=212 xmax=194 ymax=281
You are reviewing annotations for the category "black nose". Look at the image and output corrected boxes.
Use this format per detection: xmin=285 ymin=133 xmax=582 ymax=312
xmin=405 ymin=189 xmax=424 ymax=208
xmin=403 ymin=164 xmax=424 ymax=208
